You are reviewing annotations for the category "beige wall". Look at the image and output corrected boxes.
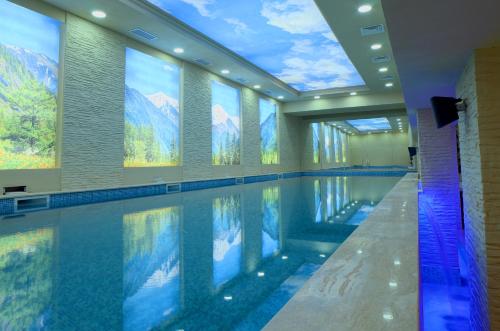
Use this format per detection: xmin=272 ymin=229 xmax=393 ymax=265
xmin=349 ymin=132 xmax=409 ymax=166
xmin=456 ymin=45 xmax=500 ymax=330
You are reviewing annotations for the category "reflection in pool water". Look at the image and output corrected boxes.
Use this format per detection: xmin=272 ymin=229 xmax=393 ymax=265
xmin=213 ymin=195 xmax=242 ymax=288
xmin=123 ymin=207 xmax=181 ymax=331
xmin=0 ymin=176 xmax=400 ymax=330
xmin=0 ymin=228 xmax=53 ymax=330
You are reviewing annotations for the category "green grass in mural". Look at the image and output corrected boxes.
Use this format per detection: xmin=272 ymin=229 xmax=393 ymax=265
xmin=261 ymin=150 xmax=278 ymax=165
xmin=124 ymin=123 xmax=179 ymax=167
xmin=0 ymin=45 xmax=57 ymax=170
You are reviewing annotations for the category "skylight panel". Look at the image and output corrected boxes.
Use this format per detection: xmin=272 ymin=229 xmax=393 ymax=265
xmin=146 ymin=0 xmax=365 ymax=92
xmin=346 ymin=118 xmax=392 ymax=132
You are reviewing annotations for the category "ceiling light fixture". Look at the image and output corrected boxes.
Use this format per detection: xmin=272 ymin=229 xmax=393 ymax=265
xmin=314 ymin=95 xmax=321 ymax=100
xmin=278 ymin=95 xmax=284 ymax=100
xmin=385 ymin=82 xmax=394 ymax=87
xmin=253 ymin=84 xmax=261 ymax=89
xmin=350 ymin=92 xmax=357 ymax=96
xmin=91 ymin=10 xmax=107 ymax=18
xmin=221 ymin=69 xmax=230 ymax=74
xmin=371 ymin=43 xmax=382 ymax=50
xmin=379 ymin=67 xmax=388 ymax=72
xmin=358 ymin=4 xmax=373 ymax=13
xmin=173 ymin=47 xmax=184 ymax=54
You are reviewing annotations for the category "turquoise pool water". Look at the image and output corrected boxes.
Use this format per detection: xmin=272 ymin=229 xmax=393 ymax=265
xmin=0 ymin=176 xmax=400 ymax=331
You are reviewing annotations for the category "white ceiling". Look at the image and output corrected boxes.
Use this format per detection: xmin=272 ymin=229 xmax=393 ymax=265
xmin=382 ymin=0 xmax=500 ymax=110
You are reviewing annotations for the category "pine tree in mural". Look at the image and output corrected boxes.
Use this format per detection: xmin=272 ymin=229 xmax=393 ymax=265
xmin=260 ymin=99 xmax=278 ymax=164
xmin=124 ymin=48 xmax=181 ymax=167
xmin=212 ymin=81 xmax=241 ymax=165
xmin=0 ymin=0 xmax=60 ymax=169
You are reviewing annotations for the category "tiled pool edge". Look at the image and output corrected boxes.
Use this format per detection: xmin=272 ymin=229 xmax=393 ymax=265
xmin=264 ymin=173 xmax=419 ymax=331
xmin=0 ymin=168 xmax=409 ymax=216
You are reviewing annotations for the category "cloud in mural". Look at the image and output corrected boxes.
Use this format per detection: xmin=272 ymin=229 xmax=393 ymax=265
xmin=346 ymin=118 xmax=392 ymax=132
xmin=146 ymin=0 xmax=365 ymax=91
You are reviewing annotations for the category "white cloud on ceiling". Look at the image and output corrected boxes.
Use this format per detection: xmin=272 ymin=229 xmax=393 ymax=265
xmin=181 ymin=0 xmax=214 ymax=17
xmin=322 ymin=31 xmax=338 ymax=42
xmin=260 ymin=0 xmax=330 ymax=34
xmin=290 ymin=39 xmax=314 ymax=53
xmin=224 ymin=18 xmax=251 ymax=34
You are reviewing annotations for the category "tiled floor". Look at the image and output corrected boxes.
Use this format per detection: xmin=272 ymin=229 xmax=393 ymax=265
xmin=264 ymin=173 xmax=419 ymax=331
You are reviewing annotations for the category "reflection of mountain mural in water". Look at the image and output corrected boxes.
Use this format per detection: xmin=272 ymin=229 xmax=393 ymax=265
xmin=212 ymin=104 xmax=240 ymax=165
xmin=123 ymin=207 xmax=181 ymax=331
xmin=124 ymin=86 xmax=180 ymax=167
xmin=0 ymin=44 xmax=58 ymax=169
xmin=262 ymin=187 xmax=279 ymax=258
xmin=213 ymin=195 xmax=242 ymax=287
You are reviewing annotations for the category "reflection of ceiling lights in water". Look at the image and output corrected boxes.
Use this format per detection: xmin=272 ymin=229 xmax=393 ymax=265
xmin=257 ymin=272 xmax=265 ymax=277
xmin=281 ymin=255 xmax=288 ymax=260
xmin=223 ymin=295 xmax=233 ymax=301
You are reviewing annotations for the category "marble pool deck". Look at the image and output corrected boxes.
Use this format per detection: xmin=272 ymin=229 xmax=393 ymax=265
xmin=264 ymin=173 xmax=419 ymax=331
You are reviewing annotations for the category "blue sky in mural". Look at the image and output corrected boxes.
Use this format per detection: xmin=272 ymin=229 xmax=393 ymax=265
xmin=347 ymin=118 xmax=392 ymax=132
xmin=126 ymin=48 xmax=180 ymax=96
xmin=0 ymin=0 xmax=60 ymax=61
xmin=147 ymin=0 xmax=364 ymax=91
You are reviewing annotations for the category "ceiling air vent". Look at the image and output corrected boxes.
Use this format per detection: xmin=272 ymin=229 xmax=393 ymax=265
xmin=129 ymin=28 xmax=158 ymax=41
xmin=360 ymin=24 xmax=385 ymax=36
xmin=236 ymin=77 xmax=248 ymax=84
xmin=194 ymin=58 xmax=211 ymax=66
xmin=265 ymin=89 xmax=273 ymax=95
xmin=380 ymin=75 xmax=394 ymax=81
xmin=371 ymin=55 xmax=391 ymax=63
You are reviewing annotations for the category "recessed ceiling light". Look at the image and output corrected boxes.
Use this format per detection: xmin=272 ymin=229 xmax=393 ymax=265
xmin=91 ymin=10 xmax=107 ymax=18
xmin=350 ymin=92 xmax=357 ymax=96
xmin=253 ymin=84 xmax=261 ymax=89
xmin=221 ymin=69 xmax=230 ymax=74
xmin=397 ymin=118 xmax=401 ymax=121
xmin=314 ymin=95 xmax=321 ymax=99
xmin=278 ymin=95 xmax=284 ymax=100
xmin=385 ymin=82 xmax=394 ymax=87
xmin=371 ymin=43 xmax=382 ymax=50
xmin=358 ymin=4 xmax=373 ymax=13
xmin=384 ymin=130 xmax=389 ymax=133
xmin=379 ymin=67 xmax=388 ymax=72
xmin=173 ymin=47 xmax=184 ymax=54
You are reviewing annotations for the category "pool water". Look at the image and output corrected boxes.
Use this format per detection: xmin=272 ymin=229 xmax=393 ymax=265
xmin=0 ymin=176 xmax=400 ymax=331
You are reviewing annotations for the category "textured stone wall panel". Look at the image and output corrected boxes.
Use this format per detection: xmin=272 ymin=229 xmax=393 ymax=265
xmin=457 ymin=54 xmax=489 ymax=331
xmin=61 ymin=14 xmax=125 ymax=190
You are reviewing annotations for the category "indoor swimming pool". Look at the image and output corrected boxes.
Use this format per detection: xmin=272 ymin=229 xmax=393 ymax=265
xmin=0 ymin=175 xmax=401 ymax=331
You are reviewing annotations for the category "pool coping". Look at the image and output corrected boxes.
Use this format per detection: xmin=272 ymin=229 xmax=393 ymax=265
xmin=263 ymin=173 xmax=419 ymax=331
xmin=0 ymin=167 xmax=413 ymax=216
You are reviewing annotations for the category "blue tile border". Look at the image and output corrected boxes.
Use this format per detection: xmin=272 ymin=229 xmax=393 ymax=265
xmin=0 ymin=167 xmax=406 ymax=216
xmin=244 ymin=174 xmax=279 ymax=184
xmin=0 ymin=199 xmax=15 ymax=216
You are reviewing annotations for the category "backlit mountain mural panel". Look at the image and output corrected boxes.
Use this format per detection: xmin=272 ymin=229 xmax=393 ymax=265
xmin=212 ymin=81 xmax=240 ymax=165
xmin=0 ymin=0 xmax=60 ymax=169
xmin=125 ymin=48 xmax=180 ymax=167
xmin=259 ymin=99 xmax=278 ymax=164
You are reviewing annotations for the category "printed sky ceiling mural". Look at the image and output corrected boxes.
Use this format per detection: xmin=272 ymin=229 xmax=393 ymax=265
xmin=147 ymin=0 xmax=365 ymax=91
xmin=346 ymin=118 xmax=392 ymax=132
